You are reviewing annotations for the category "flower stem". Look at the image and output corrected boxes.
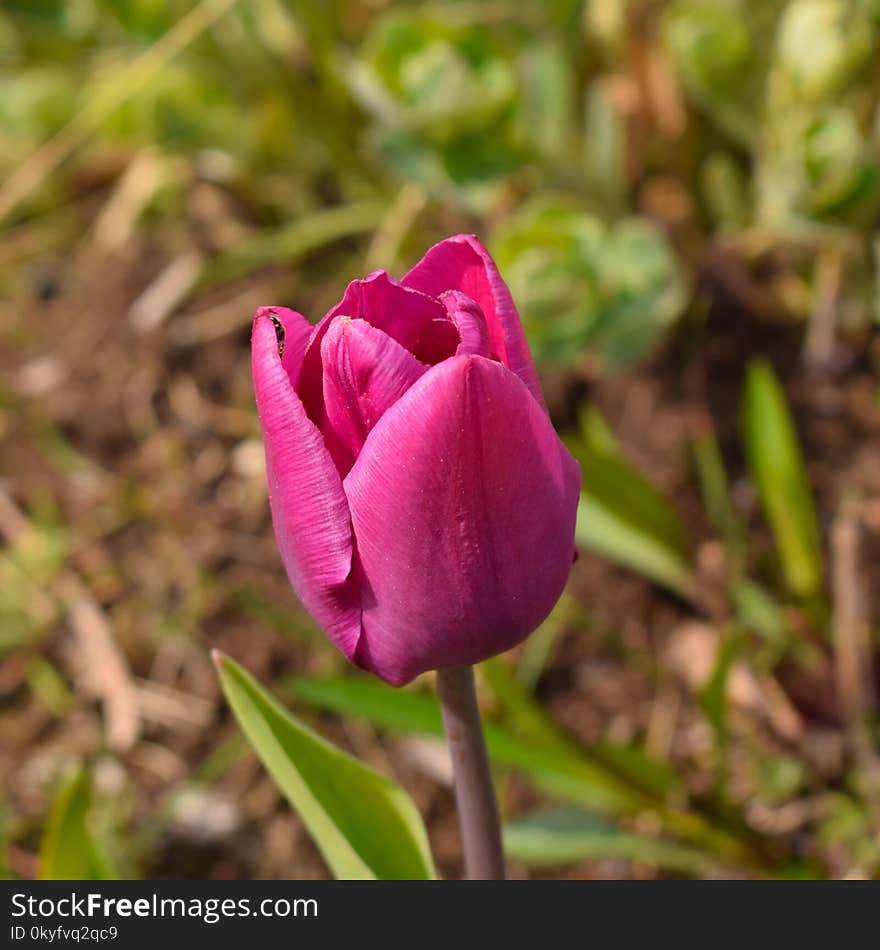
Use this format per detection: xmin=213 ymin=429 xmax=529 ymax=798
xmin=436 ymin=665 xmax=505 ymax=880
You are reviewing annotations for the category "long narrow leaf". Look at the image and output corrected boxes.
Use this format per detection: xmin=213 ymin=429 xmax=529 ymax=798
xmin=215 ymin=653 xmax=436 ymax=880
xmin=569 ymin=405 xmax=697 ymax=600
xmin=503 ymin=807 xmax=716 ymax=875
xmin=286 ymin=673 xmax=643 ymax=813
xmin=39 ymin=769 xmax=115 ymax=881
xmin=742 ymin=360 xmax=823 ymax=598
xmin=286 ymin=674 xmax=760 ymax=868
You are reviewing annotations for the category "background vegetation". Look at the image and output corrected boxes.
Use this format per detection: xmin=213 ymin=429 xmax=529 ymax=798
xmin=1 ymin=0 xmax=879 ymax=879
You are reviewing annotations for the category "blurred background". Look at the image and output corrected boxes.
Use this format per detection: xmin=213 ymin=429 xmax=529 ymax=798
xmin=1 ymin=0 xmax=879 ymax=880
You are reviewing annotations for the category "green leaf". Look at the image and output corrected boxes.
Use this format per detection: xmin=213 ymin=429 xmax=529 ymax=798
xmin=731 ymin=579 xmax=790 ymax=651
xmin=582 ymin=79 xmax=626 ymax=205
xmin=285 ymin=675 xmax=756 ymax=868
xmin=588 ymin=739 xmax=681 ymax=802
xmin=742 ymin=360 xmax=823 ymax=598
xmin=698 ymin=630 xmax=742 ymax=749
xmin=692 ymin=425 xmax=744 ymax=558
xmin=479 ymin=656 xmax=579 ymax=757
xmin=287 ymin=673 xmax=444 ymax=735
xmin=503 ymin=807 xmax=716 ymax=875
xmin=39 ymin=769 xmax=114 ymax=880
xmin=514 ymin=40 xmax=572 ymax=161
xmin=285 ymin=673 xmax=645 ymax=814
xmin=514 ymin=594 xmax=573 ymax=690
xmin=214 ymin=653 xmax=436 ymax=880
xmin=776 ymin=0 xmax=876 ymax=102
xmin=480 ymin=655 xmax=679 ymax=800
xmin=570 ymin=407 xmax=697 ymax=600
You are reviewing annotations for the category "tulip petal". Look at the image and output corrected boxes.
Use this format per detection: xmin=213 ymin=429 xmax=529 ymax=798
xmin=296 ymin=271 xmax=455 ymax=427
xmin=255 ymin=306 xmax=313 ymax=387
xmin=440 ymin=290 xmax=490 ymax=357
xmin=402 ymin=235 xmax=545 ymax=408
xmin=343 ymin=355 xmax=581 ymax=685
xmin=252 ymin=312 xmax=361 ymax=659
xmin=335 ymin=271 xmax=448 ymax=352
xmin=321 ymin=316 xmax=428 ymax=473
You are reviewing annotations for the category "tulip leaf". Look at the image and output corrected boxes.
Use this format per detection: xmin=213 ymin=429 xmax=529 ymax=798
xmin=215 ymin=653 xmax=436 ymax=880
xmin=479 ymin=656 xmax=679 ymax=799
xmin=40 ymin=769 xmax=115 ymax=881
xmin=287 ymin=673 xmax=640 ymax=813
xmin=286 ymin=675 xmax=753 ymax=866
xmin=287 ymin=673 xmax=445 ymax=734
xmin=569 ymin=407 xmax=697 ymax=601
xmin=478 ymin=656 xmax=580 ymax=757
xmin=288 ymin=675 xmax=676 ymax=814
xmin=503 ymin=807 xmax=716 ymax=875
xmin=514 ymin=593 xmax=574 ymax=690
xmin=742 ymin=360 xmax=823 ymax=599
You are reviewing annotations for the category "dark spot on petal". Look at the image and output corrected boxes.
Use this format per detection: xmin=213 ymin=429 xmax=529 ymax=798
xmin=268 ymin=311 xmax=285 ymax=358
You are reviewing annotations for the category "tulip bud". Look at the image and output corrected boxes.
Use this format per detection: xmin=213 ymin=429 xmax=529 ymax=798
xmin=252 ymin=235 xmax=581 ymax=685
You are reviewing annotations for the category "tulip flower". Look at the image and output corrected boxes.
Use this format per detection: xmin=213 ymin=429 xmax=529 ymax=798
xmin=252 ymin=234 xmax=580 ymax=686
xmin=252 ymin=234 xmax=580 ymax=878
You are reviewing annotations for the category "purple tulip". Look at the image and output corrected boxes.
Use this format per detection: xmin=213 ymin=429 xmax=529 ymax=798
xmin=252 ymin=235 xmax=581 ymax=685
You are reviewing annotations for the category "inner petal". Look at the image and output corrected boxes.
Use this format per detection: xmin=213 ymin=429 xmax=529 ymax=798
xmin=336 ymin=270 xmax=451 ymax=354
xmin=440 ymin=290 xmax=492 ymax=357
xmin=296 ymin=270 xmax=459 ymax=428
xmin=410 ymin=316 xmax=460 ymax=364
xmin=320 ymin=316 xmax=428 ymax=475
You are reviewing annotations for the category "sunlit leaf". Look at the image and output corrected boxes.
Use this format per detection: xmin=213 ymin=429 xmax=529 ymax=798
xmin=285 ymin=673 xmax=645 ymax=815
xmin=287 ymin=674 xmax=690 ymax=822
xmin=353 ymin=12 xmax=516 ymax=142
xmin=215 ymin=653 xmax=436 ymax=880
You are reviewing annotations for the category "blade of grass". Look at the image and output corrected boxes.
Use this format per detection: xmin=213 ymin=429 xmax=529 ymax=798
xmin=742 ymin=359 xmax=823 ymax=600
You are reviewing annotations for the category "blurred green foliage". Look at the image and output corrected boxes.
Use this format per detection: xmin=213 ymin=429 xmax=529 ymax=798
xmin=3 ymin=0 xmax=879 ymax=360
xmin=667 ymin=0 xmax=880 ymax=225
xmin=493 ymin=203 xmax=686 ymax=366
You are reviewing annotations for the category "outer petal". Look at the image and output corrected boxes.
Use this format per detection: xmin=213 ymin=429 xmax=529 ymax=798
xmin=321 ymin=316 xmax=428 ymax=473
xmin=252 ymin=312 xmax=361 ymax=659
xmin=343 ymin=355 xmax=581 ymax=685
xmin=402 ymin=235 xmax=545 ymax=409
xmin=255 ymin=306 xmax=313 ymax=387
